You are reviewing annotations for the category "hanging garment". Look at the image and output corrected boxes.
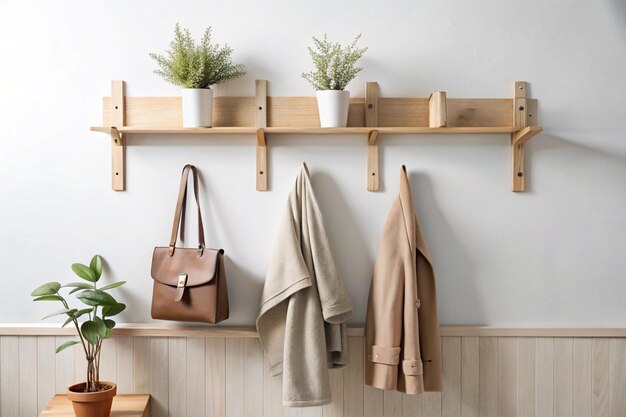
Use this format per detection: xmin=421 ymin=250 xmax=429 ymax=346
xmin=256 ymin=163 xmax=353 ymax=407
xmin=364 ymin=166 xmax=443 ymax=394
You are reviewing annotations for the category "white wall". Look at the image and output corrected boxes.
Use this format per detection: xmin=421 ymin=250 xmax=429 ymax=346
xmin=1 ymin=0 xmax=625 ymax=326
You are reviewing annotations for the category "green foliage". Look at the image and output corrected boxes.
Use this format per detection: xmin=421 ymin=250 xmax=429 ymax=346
xmin=31 ymin=255 xmax=126 ymax=392
xmin=150 ymin=23 xmax=246 ymax=89
xmin=302 ymin=34 xmax=367 ymax=91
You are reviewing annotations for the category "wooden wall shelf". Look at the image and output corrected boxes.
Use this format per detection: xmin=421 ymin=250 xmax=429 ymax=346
xmin=91 ymin=80 xmax=542 ymax=192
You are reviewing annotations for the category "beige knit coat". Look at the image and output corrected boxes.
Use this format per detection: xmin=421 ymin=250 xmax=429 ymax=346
xmin=257 ymin=164 xmax=353 ymax=407
xmin=365 ymin=166 xmax=443 ymax=394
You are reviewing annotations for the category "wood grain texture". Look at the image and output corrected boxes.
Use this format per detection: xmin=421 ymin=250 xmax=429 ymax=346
xmin=187 ymin=336 xmax=206 ymax=417
xmin=225 ymin=338 xmax=245 ymax=417
xmin=517 ymin=337 xmax=536 ymax=417
xmin=39 ymin=394 xmax=149 ymax=417
xmin=536 ymin=338 xmax=554 ymax=417
xmin=1 ymin=336 xmax=19 ymax=417
xmin=206 ymin=337 xmax=225 ymax=417
xmin=609 ymin=339 xmax=626 ymax=417
xmin=150 ymin=337 xmax=169 ymax=417
xmin=461 ymin=337 xmax=479 ymax=417
xmin=573 ymin=339 xmax=592 ymax=417
xmin=37 ymin=337 xmax=56 ymax=413
xmin=554 ymin=338 xmax=573 ymax=417
xmin=1 ymin=334 xmax=626 ymax=417
xmin=479 ymin=337 xmax=498 ymax=417
xmin=168 ymin=337 xmax=187 ymax=417
xmin=498 ymin=337 xmax=517 ymax=417
xmin=19 ymin=336 xmax=38 ymax=417
xmin=442 ymin=337 xmax=461 ymax=417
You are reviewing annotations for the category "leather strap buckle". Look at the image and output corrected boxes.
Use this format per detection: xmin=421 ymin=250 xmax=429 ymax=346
xmin=174 ymin=273 xmax=188 ymax=302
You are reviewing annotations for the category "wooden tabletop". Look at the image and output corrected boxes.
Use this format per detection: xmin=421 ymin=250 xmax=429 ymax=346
xmin=39 ymin=394 xmax=150 ymax=417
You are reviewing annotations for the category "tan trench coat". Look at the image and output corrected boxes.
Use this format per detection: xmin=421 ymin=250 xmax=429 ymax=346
xmin=365 ymin=166 xmax=443 ymax=394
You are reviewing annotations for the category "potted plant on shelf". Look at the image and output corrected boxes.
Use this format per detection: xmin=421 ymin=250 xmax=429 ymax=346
xmin=31 ymin=255 xmax=126 ymax=417
xmin=150 ymin=23 xmax=246 ymax=128
xmin=302 ymin=34 xmax=367 ymax=128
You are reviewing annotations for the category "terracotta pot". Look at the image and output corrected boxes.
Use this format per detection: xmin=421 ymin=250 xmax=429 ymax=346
xmin=67 ymin=381 xmax=117 ymax=417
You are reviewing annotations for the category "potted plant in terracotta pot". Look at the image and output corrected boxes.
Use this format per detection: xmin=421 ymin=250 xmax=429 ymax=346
xmin=302 ymin=34 xmax=367 ymax=127
xmin=31 ymin=255 xmax=126 ymax=417
xmin=150 ymin=23 xmax=246 ymax=128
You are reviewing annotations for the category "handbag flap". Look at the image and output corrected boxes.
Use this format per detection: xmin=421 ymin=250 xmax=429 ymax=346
xmin=151 ymin=247 xmax=223 ymax=287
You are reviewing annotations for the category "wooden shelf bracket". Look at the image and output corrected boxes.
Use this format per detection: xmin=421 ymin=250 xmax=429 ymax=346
xmin=255 ymin=80 xmax=268 ymax=191
xmin=110 ymin=80 xmax=126 ymax=191
xmin=365 ymin=82 xmax=380 ymax=191
xmin=511 ymin=81 xmax=542 ymax=192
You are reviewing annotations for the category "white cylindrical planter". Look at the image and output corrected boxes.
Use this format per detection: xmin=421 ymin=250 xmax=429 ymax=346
xmin=181 ymin=88 xmax=213 ymax=128
xmin=316 ymin=90 xmax=350 ymax=127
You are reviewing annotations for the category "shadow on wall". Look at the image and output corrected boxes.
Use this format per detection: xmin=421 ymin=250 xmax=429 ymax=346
xmin=607 ymin=0 xmax=626 ymax=39
xmin=409 ymin=172 xmax=487 ymax=325
xmin=310 ymin=171 xmax=374 ymax=324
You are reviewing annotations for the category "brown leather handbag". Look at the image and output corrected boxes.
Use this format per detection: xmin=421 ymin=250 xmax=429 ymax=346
xmin=151 ymin=165 xmax=229 ymax=324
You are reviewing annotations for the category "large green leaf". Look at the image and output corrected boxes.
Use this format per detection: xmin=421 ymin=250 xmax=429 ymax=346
xmin=93 ymin=317 xmax=108 ymax=338
xmin=56 ymin=340 xmax=79 ymax=353
xmin=42 ymin=308 xmax=76 ymax=320
xmin=102 ymin=303 xmax=126 ymax=317
xmin=68 ymin=287 xmax=85 ymax=295
xmin=99 ymin=281 xmax=126 ymax=291
xmin=62 ymin=282 xmax=94 ymax=290
xmin=104 ymin=319 xmax=116 ymax=329
xmin=103 ymin=327 xmax=113 ymax=339
xmin=81 ymin=321 xmax=99 ymax=345
xmin=31 ymin=282 xmax=61 ymax=296
xmin=74 ymin=308 xmax=94 ymax=318
xmin=33 ymin=295 xmax=65 ymax=302
xmin=62 ymin=316 xmax=74 ymax=328
xmin=71 ymin=263 xmax=96 ymax=282
xmin=89 ymin=255 xmax=103 ymax=280
xmin=77 ymin=290 xmax=117 ymax=307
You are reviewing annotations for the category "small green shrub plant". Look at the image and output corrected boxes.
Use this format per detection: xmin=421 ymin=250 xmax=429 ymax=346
xmin=150 ymin=23 xmax=246 ymax=89
xmin=31 ymin=255 xmax=126 ymax=392
xmin=302 ymin=34 xmax=367 ymax=91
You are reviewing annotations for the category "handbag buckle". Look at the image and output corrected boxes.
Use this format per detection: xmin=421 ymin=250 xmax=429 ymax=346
xmin=174 ymin=273 xmax=188 ymax=302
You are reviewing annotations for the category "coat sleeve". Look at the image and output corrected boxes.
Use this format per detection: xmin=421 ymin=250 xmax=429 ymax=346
xmin=364 ymin=201 xmax=407 ymax=390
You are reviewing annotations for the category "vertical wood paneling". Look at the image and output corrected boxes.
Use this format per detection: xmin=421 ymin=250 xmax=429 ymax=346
xmin=245 ymin=338 xmax=264 ymax=417
xmin=18 ymin=336 xmax=38 ymax=417
xmin=573 ymin=339 xmax=592 ymax=417
xmin=169 ymin=337 xmax=187 ymax=417
xmin=365 ymin=385 xmax=384 ymax=417
xmin=422 ymin=392 xmax=442 ymax=417
xmin=479 ymin=337 xmax=498 ymax=417
xmin=99 ymin=334 xmax=117 ymax=383
xmin=225 ymin=338 xmax=245 ymax=417
xmin=324 ymin=368 xmax=345 ymax=417
xmin=37 ymin=336 xmax=56 ymax=413
xmin=609 ymin=339 xmax=626 ymax=417
xmin=54 ymin=335 xmax=74 ymax=393
xmin=498 ymin=338 xmax=517 ymax=417
xmin=536 ymin=338 xmax=554 ymax=417
xmin=187 ymin=337 xmax=206 ymax=417
xmin=5 ymin=334 xmax=626 ymax=417
xmin=74 ymin=336 xmax=86 ymax=384
xmin=554 ymin=338 xmax=573 ymax=417
xmin=151 ymin=337 xmax=169 ymax=417
xmin=383 ymin=390 xmax=402 ymax=417
xmin=133 ymin=336 xmax=151 ymax=394
xmin=592 ymin=339 xmax=610 ymax=417
xmin=116 ymin=335 xmax=134 ymax=394
xmin=517 ymin=338 xmax=536 ymax=417
xmin=442 ymin=337 xmax=462 ymax=417
xmin=1 ymin=336 xmax=19 ymax=417
xmin=403 ymin=393 xmax=422 ymax=417
xmin=263 ymin=343 xmax=283 ymax=417
xmin=345 ymin=337 xmax=364 ymax=417
xmin=461 ymin=337 xmax=479 ymax=417
xmin=206 ymin=337 xmax=226 ymax=417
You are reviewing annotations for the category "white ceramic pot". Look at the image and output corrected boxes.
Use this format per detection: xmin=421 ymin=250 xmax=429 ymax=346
xmin=181 ymin=88 xmax=213 ymax=128
xmin=316 ymin=90 xmax=350 ymax=127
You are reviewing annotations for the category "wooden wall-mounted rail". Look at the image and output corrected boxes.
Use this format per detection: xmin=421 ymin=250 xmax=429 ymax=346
xmin=91 ymin=80 xmax=542 ymax=192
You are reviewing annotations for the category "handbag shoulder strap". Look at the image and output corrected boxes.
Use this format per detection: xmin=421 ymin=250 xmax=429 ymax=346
xmin=169 ymin=165 xmax=205 ymax=255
